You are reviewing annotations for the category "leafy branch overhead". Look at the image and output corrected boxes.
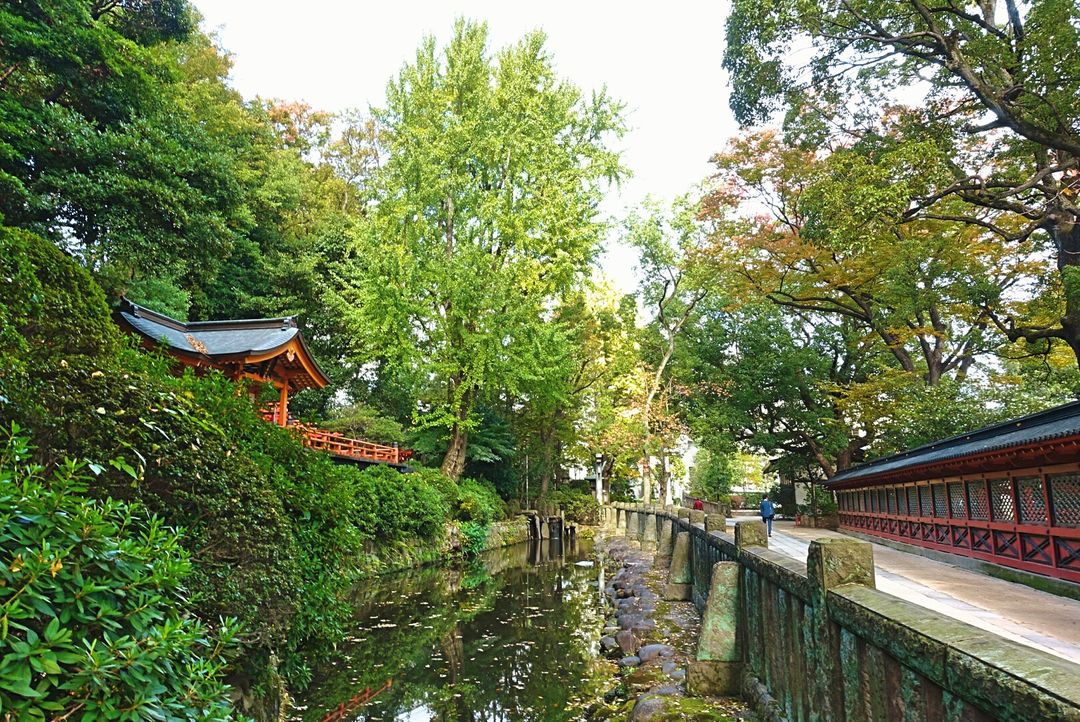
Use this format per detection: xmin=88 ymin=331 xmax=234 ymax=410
xmin=724 ymin=0 xmax=1080 ymax=362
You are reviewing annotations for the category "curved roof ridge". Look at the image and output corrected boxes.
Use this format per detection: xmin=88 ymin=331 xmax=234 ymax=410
xmin=829 ymin=398 xmax=1080 ymax=484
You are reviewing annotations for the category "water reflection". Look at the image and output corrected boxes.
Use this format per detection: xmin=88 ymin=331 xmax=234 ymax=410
xmin=293 ymin=538 xmax=608 ymax=722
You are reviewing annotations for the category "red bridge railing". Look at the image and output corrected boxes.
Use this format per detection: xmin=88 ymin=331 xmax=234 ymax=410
xmin=262 ymin=406 xmax=413 ymax=465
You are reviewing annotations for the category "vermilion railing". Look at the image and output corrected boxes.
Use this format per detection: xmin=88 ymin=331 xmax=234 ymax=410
xmin=261 ymin=406 xmax=413 ymax=465
xmin=835 ymin=472 xmax=1080 ymax=584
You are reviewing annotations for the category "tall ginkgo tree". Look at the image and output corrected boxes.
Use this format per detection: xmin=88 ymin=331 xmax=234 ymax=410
xmin=337 ymin=20 xmax=624 ymax=478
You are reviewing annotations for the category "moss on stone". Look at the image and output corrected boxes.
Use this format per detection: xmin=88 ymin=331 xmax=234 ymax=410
xmin=645 ymin=695 xmax=750 ymax=721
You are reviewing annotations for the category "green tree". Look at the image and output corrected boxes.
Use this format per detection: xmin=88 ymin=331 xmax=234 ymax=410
xmin=0 ymin=1 xmax=249 ymax=286
xmin=514 ymin=285 xmax=638 ymax=497
xmin=626 ymin=197 xmax=718 ymax=503
xmin=337 ymin=20 xmax=625 ymax=478
xmin=689 ymin=448 xmax=739 ymax=501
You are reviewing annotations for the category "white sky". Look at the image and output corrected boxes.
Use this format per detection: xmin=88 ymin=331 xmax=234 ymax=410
xmin=194 ymin=0 xmax=739 ymax=292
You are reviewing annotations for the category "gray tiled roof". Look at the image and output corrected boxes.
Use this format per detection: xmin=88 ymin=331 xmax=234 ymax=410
xmin=117 ymin=299 xmax=299 ymax=359
xmin=828 ymin=400 xmax=1080 ymax=485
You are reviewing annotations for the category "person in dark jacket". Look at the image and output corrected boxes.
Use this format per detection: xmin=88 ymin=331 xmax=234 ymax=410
xmin=759 ymin=496 xmax=775 ymax=536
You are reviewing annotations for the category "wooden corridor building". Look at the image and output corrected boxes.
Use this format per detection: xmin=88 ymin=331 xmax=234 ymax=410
xmin=827 ymin=401 xmax=1080 ymax=584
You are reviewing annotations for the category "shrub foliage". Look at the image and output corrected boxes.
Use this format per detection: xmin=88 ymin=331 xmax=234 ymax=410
xmin=0 ymin=424 xmax=239 ymax=721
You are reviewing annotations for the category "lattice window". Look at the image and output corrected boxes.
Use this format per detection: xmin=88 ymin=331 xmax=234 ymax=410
xmin=990 ymin=478 xmax=1015 ymax=522
xmin=932 ymin=484 xmax=947 ymax=518
xmin=907 ymin=486 xmax=918 ymax=516
xmin=967 ymin=480 xmax=989 ymax=521
xmin=1049 ymin=473 xmax=1080 ymax=528
xmin=869 ymin=490 xmax=878 ymax=512
xmin=948 ymin=483 xmax=966 ymax=518
xmin=887 ymin=488 xmax=897 ymax=515
xmin=1016 ymin=477 xmax=1044 ymax=524
xmin=879 ymin=489 xmax=887 ymax=513
xmin=919 ymin=486 xmax=933 ymax=517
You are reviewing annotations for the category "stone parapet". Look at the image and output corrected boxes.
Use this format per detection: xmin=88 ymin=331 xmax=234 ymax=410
xmin=628 ymin=506 xmax=1080 ymax=721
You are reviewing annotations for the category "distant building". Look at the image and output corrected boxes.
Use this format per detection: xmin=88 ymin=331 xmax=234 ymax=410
xmin=827 ymin=401 xmax=1080 ymax=584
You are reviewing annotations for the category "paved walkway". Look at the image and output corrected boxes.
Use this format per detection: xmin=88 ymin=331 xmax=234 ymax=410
xmin=740 ymin=519 xmax=1080 ymax=664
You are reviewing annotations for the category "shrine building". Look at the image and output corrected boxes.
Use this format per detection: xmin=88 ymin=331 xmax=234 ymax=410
xmin=116 ymin=299 xmax=412 ymax=467
xmin=827 ymin=401 xmax=1080 ymax=584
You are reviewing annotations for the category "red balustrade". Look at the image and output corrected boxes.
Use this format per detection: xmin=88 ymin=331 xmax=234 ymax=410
xmin=261 ymin=405 xmax=413 ymax=465
xmin=835 ymin=472 xmax=1080 ymax=584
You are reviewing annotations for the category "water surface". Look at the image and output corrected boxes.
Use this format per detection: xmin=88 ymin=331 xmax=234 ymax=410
xmin=293 ymin=538 xmax=611 ymax=722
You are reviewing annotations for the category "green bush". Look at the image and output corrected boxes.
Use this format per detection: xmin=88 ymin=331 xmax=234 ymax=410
xmin=0 ymin=423 xmax=239 ymax=721
xmin=352 ymin=464 xmax=449 ymax=541
xmin=455 ymin=477 xmax=505 ymax=525
xmin=0 ymin=226 xmax=119 ymax=362
xmin=546 ymin=489 xmax=600 ymax=525
xmin=459 ymin=520 xmax=490 ymax=557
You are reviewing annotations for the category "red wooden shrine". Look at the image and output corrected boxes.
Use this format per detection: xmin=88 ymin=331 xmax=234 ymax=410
xmin=117 ymin=299 xmax=412 ymax=466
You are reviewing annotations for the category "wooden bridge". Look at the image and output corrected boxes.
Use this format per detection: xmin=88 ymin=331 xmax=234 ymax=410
xmin=261 ymin=405 xmax=413 ymax=466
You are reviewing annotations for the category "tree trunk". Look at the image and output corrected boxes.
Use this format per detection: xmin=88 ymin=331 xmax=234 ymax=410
xmin=660 ymin=452 xmax=671 ymax=505
xmin=440 ymin=421 xmax=469 ymax=480
xmin=1055 ymin=221 xmax=1080 ymax=367
xmin=641 ymin=347 xmax=672 ymax=504
xmin=440 ymin=387 xmax=474 ymax=480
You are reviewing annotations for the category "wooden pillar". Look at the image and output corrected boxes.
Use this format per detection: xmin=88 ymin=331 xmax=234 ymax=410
xmin=278 ymin=384 xmax=289 ymax=427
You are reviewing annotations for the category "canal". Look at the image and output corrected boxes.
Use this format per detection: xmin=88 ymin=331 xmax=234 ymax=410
xmin=292 ymin=538 xmax=613 ymax=722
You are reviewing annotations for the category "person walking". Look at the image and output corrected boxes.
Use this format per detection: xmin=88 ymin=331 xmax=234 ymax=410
xmin=759 ymin=496 xmax=775 ymax=537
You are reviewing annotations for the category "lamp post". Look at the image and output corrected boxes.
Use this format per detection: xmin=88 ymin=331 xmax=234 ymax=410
xmin=594 ymin=453 xmax=604 ymax=504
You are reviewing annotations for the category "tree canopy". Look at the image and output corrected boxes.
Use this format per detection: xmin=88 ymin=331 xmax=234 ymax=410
xmin=335 ymin=20 xmax=625 ymax=478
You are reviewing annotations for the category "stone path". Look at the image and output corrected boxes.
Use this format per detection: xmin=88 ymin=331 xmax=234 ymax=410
xmin=753 ymin=520 xmax=1080 ymax=664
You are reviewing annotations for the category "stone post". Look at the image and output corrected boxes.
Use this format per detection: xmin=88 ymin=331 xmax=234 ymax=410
xmin=734 ymin=520 xmax=768 ymax=550
xmin=616 ymin=506 xmax=627 ymax=530
xmin=677 ymin=507 xmax=692 ymax=521
xmin=641 ymin=511 xmax=658 ymax=551
xmin=704 ymin=513 xmax=726 ymax=533
xmin=688 ymin=561 xmax=741 ymax=696
xmin=806 ymin=538 xmax=875 ymax=720
xmin=655 ymin=517 xmax=674 ymax=568
xmin=664 ymin=532 xmax=692 ymax=600
xmin=625 ymin=511 xmax=637 ymax=543
xmin=689 ymin=509 xmax=706 ymax=527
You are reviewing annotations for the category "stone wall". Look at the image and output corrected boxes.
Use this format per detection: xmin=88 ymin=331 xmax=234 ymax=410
xmin=479 ymin=518 xmax=531 ymax=551
xmin=610 ymin=503 xmax=1080 ymax=722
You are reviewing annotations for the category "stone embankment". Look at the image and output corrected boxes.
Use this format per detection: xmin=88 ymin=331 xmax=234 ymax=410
xmin=604 ymin=503 xmax=1080 ymax=722
xmin=591 ymin=529 xmax=755 ymax=721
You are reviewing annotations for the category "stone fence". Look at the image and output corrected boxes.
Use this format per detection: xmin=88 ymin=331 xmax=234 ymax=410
xmin=603 ymin=504 xmax=1080 ymax=722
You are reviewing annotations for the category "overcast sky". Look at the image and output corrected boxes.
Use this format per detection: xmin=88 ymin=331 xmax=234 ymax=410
xmin=194 ymin=1 xmax=739 ymax=291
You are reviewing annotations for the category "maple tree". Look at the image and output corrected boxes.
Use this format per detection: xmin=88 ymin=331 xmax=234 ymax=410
xmin=724 ymin=0 xmax=1080 ymax=364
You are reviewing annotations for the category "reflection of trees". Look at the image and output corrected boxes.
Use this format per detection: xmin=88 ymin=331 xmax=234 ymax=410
xmin=296 ymin=541 xmax=608 ymax=722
